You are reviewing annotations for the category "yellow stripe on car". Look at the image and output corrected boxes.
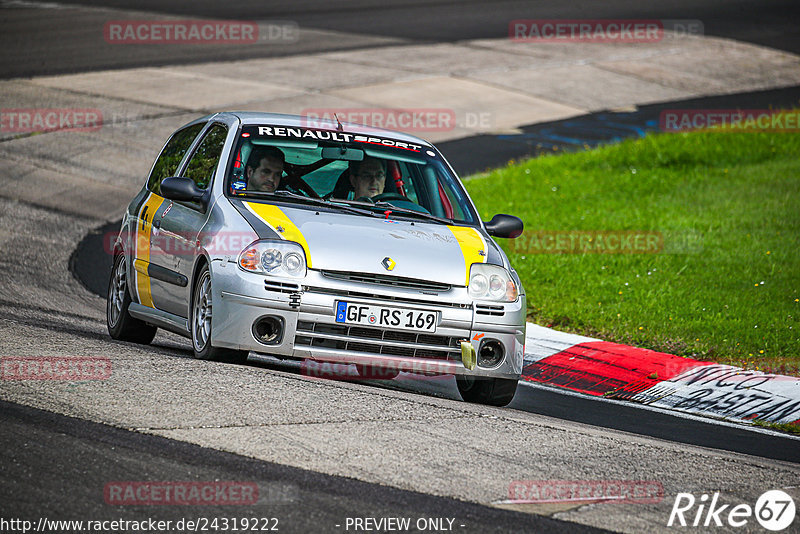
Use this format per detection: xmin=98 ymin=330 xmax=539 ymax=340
xmin=447 ymin=225 xmax=487 ymax=286
xmin=133 ymin=259 xmax=150 ymax=276
xmin=134 ymin=193 xmax=164 ymax=307
xmin=244 ymin=202 xmax=313 ymax=268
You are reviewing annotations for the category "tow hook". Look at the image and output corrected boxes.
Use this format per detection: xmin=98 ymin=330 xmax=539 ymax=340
xmin=460 ymin=340 xmax=476 ymax=370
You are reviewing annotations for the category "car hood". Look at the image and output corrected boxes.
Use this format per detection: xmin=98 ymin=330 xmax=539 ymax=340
xmin=239 ymin=201 xmax=494 ymax=287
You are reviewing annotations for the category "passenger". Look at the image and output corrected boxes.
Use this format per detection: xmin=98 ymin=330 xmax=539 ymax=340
xmin=349 ymin=157 xmax=386 ymax=199
xmin=245 ymin=146 xmax=285 ymax=192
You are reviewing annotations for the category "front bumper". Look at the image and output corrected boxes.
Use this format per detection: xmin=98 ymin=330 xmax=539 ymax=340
xmin=210 ymin=259 xmax=526 ymax=379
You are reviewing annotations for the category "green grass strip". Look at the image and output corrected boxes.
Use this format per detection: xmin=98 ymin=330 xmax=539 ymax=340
xmin=465 ymin=115 xmax=800 ymax=373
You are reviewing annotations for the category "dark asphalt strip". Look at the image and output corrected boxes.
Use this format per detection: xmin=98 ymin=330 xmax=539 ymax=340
xmin=4 ymin=0 xmax=799 ymax=76
xmin=0 ymin=400 xmax=608 ymax=534
xmin=68 ymin=220 xmax=118 ymax=299
xmin=508 ymin=384 xmax=800 ymax=464
xmin=439 ymin=84 xmax=800 ymax=176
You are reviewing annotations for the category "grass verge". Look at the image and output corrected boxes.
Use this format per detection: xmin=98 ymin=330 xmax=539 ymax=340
xmin=752 ymin=420 xmax=800 ymax=436
xmin=465 ymin=121 xmax=800 ymax=372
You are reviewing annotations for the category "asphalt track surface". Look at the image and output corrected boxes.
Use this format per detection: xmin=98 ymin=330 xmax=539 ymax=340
xmin=4 ymin=1 xmax=800 ymax=532
xmin=1 ymin=401 xmax=607 ymax=533
xmin=2 ymin=0 xmax=800 ymax=78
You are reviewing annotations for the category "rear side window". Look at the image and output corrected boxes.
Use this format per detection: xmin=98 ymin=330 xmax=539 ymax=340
xmin=182 ymin=123 xmax=228 ymax=190
xmin=147 ymin=122 xmax=204 ymax=194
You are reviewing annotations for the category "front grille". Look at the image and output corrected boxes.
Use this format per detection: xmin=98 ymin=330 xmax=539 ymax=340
xmin=295 ymin=321 xmax=462 ymax=361
xmin=320 ymin=270 xmax=451 ymax=292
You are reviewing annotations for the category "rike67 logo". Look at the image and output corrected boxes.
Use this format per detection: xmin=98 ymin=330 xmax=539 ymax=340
xmin=668 ymin=490 xmax=795 ymax=531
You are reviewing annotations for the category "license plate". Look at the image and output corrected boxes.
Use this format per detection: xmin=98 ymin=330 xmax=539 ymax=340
xmin=335 ymin=301 xmax=437 ymax=333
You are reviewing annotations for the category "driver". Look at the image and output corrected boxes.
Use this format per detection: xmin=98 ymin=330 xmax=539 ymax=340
xmin=349 ymin=157 xmax=386 ymax=199
xmin=246 ymin=146 xmax=285 ymax=192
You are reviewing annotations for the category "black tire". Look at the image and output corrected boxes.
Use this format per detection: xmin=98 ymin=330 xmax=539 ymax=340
xmin=107 ymin=254 xmax=157 ymax=344
xmin=456 ymin=375 xmax=518 ymax=407
xmin=191 ymin=264 xmax=249 ymax=364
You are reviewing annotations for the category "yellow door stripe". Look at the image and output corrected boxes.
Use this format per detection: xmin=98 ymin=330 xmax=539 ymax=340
xmin=447 ymin=225 xmax=487 ymax=286
xmin=134 ymin=193 xmax=164 ymax=308
xmin=244 ymin=202 xmax=313 ymax=268
xmin=133 ymin=259 xmax=150 ymax=276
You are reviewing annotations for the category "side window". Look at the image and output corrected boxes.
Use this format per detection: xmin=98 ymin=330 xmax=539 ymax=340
xmin=182 ymin=123 xmax=228 ymax=190
xmin=147 ymin=123 xmax=204 ymax=194
xmin=441 ymin=182 xmax=466 ymax=220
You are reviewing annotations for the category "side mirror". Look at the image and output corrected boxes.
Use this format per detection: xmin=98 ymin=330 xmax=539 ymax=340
xmin=484 ymin=214 xmax=523 ymax=239
xmin=160 ymin=177 xmax=205 ymax=203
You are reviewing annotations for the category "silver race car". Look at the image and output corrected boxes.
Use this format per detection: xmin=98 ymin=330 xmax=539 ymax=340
xmin=107 ymin=112 xmax=525 ymax=406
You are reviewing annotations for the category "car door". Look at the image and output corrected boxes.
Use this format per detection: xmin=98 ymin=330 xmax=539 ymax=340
xmin=132 ymin=121 xmax=204 ymax=312
xmin=149 ymin=122 xmax=229 ymax=318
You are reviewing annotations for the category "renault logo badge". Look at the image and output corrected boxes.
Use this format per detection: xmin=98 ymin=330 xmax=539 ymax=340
xmin=381 ymin=257 xmax=396 ymax=271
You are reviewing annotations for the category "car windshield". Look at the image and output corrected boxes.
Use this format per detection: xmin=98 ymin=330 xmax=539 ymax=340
xmin=225 ymin=124 xmax=478 ymax=225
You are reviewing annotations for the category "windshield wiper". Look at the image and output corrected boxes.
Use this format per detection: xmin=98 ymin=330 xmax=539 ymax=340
xmin=240 ymin=190 xmax=380 ymax=218
xmin=372 ymin=201 xmax=453 ymax=224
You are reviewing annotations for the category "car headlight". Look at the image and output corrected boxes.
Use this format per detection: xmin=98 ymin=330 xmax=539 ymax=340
xmin=238 ymin=240 xmax=307 ymax=278
xmin=468 ymin=264 xmax=518 ymax=302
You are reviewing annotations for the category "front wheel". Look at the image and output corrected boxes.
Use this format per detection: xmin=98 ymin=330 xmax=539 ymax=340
xmin=191 ymin=265 xmax=249 ymax=364
xmin=456 ymin=375 xmax=518 ymax=407
xmin=107 ymin=254 xmax=157 ymax=344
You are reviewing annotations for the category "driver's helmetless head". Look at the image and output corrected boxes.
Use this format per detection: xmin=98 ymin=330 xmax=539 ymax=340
xmin=246 ymin=146 xmax=285 ymax=192
xmin=350 ymin=157 xmax=386 ymax=199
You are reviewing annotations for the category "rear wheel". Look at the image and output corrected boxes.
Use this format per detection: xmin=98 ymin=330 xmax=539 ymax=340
xmin=456 ymin=375 xmax=518 ymax=407
xmin=106 ymin=254 xmax=157 ymax=344
xmin=191 ymin=265 xmax=248 ymax=363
